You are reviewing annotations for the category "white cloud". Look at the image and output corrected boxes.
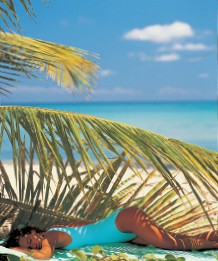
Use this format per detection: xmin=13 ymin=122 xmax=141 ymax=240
xmin=13 ymin=86 xmax=68 ymax=94
xmin=96 ymin=86 xmax=140 ymax=95
xmin=198 ymin=73 xmax=209 ymax=78
xmin=159 ymin=43 xmax=211 ymax=52
xmin=156 ymin=86 xmax=200 ymax=99
xmin=172 ymin=43 xmax=209 ymax=51
xmin=157 ymin=86 xmax=187 ymax=96
xmin=128 ymin=52 xmax=151 ymax=61
xmin=2 ymin=85 xmax=85 ymax=104
xmin=154 ymin=53 xmax=180 ymax=62
xmin=99 ymin=69 xmax=114 ymax=77
xmin=156 ymin=86 xmax=214 ymax=100
xmin=124 ymin=21 xmax=194 ymax=43
xmin=202 ymin=30 xmax=214 ymax=36
xmin=129 ymin=52 xmax=180 ymax=62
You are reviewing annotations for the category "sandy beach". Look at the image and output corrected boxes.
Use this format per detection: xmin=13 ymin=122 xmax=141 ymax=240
xmin=1 ymin=160 xmax=217 ymax=260
xmin=1 ymin=161 xmax=216 ymax=212
xmin=1 ymin=161 xmax=190 ymax=198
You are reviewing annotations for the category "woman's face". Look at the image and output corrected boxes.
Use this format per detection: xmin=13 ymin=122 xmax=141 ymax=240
xmin=18 ymin=230 xmax=43 ymax=249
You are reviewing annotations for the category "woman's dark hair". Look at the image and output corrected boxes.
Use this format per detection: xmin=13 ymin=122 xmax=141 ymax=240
xmin=0 ymin=255 xmax=8 ymax=261
xmin=4 ymin=226 xmax=46 ymax=248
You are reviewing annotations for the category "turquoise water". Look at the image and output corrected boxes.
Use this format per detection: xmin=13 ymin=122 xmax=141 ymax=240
xmin=0 ymin=102 xmax=217 ymax=260
xmin=28 ymin=101 xmax=217 ymax=151
xmin=0 ymin=101 xmax=217 ymax=160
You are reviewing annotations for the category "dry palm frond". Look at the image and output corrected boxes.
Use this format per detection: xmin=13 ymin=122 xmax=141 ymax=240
xmin=0 ymin=106 xmax=217 ymax=238
xmin=0 ymin=32 xmax=99 ymax=95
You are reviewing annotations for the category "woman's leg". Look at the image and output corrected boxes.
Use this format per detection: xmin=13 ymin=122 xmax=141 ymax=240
xmin=167 ymin=229 xmax=218 ymax=241
xmin=194 ymin=231 xmax=218 ymax=241
xmin=116 ymin=207 xmax=218 ymax=250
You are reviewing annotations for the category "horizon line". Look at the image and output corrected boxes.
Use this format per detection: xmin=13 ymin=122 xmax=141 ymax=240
xmin=0 ymin=99 xmax=216 ymax=106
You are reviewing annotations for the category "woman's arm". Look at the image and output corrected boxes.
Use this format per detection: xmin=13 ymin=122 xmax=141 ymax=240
xmin=11 ymin=237 xmax=55 ymax=260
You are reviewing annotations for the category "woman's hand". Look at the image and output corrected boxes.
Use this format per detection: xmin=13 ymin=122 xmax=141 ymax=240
xmin=10 ymin=237 xmax=55 ymax=260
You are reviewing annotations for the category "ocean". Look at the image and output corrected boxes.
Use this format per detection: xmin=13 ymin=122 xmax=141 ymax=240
xmin=0 ymin=101 xmax=217 ymax=160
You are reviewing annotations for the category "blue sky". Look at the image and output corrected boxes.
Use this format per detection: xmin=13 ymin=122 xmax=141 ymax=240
xmin=2 ymin=0 xmax=216 ymax=103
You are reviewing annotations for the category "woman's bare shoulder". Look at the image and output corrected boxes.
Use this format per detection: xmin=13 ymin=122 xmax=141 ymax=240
xmin=43 ymin=231 xmax=59 ymax=244
xmin=44 ymin=230 xmax=72 ymax=248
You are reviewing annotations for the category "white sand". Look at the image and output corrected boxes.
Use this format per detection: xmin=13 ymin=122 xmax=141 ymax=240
xmin=0 ymin=161 xmax=217 ymax=238
xmin=1 ymin=161 xmax=215 ymax=204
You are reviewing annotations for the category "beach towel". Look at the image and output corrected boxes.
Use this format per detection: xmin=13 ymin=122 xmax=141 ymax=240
xmin=1 ymin=243 xmax=217 ymax=261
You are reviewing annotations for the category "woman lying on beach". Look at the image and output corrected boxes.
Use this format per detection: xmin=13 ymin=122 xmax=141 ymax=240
xmin=4 ymin=207 xmax=218 ymax=260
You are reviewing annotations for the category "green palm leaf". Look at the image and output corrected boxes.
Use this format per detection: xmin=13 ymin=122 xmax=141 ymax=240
xmin=0 ymin=32 xmax=99 ymax=95
xmin=0 ymin=106 xmax=217 ymax=238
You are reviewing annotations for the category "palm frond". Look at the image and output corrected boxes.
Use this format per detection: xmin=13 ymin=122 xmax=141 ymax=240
xmin=0 ymin=0 xmax=47 ymax=32
xmin=0 ymin=32 xmax=99 ymax=95
xmin=0 ymin=106 xmax=217 ymax=238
